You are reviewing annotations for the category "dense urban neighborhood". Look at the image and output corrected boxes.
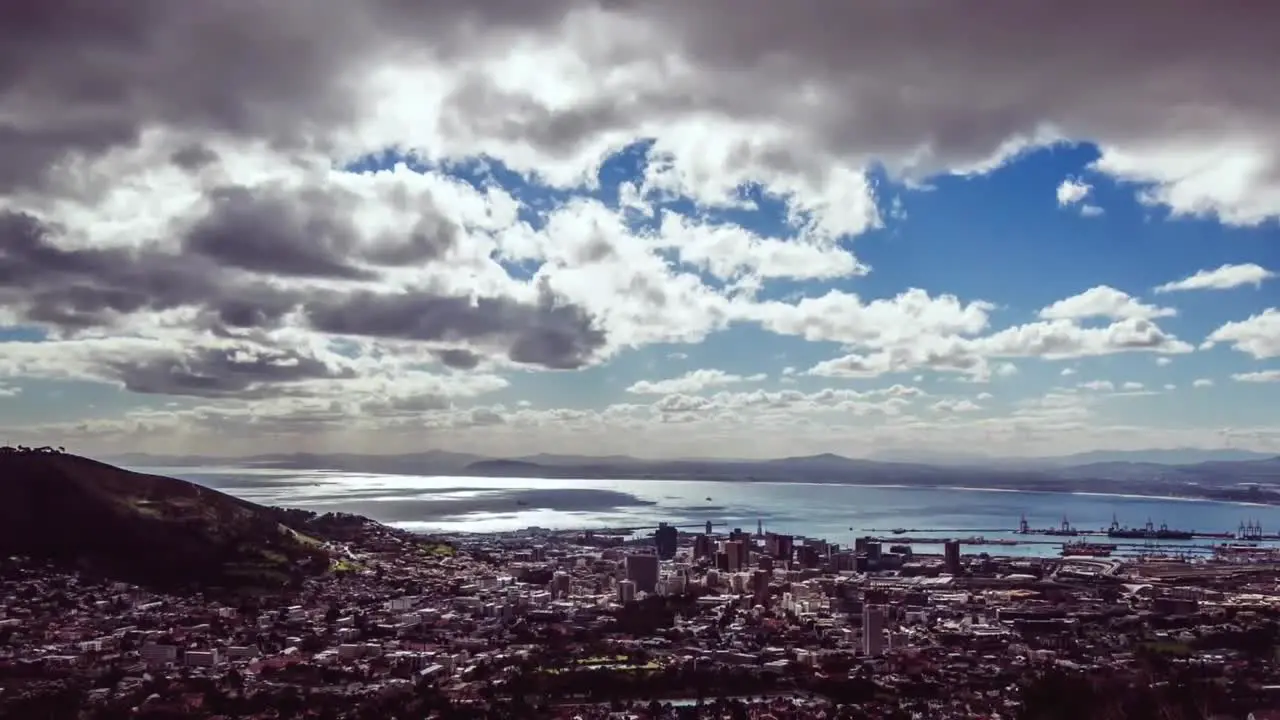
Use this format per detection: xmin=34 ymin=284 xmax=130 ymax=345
xmin=5 ymin=508 xmax=1280 ymax=718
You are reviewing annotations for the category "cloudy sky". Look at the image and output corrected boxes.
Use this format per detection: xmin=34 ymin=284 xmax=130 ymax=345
xmin=1 ymin=1 xmax=1278 ymax=459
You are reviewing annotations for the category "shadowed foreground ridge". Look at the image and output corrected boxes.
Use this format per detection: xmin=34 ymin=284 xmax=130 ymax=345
xmin=0 ymin=447 xmax=328 ymax=591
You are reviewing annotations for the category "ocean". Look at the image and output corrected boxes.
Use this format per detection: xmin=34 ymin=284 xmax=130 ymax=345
xmin=147 ymin=466 xmax=1280 ymax=557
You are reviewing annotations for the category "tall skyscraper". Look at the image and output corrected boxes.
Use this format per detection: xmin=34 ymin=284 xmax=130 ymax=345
xmin=722 ymin=540 xmax=745 ymax=572
xmin=776 ymin=534 xmax=794 ymax=562
xmin=654 ymin=522 xmax=678 ymax=560
xmin=617 ymin=579 xmax=636 ymax=604
xmin=944 ymin=540 xmax=962 ymax=575
xmin=693 ymin=534 xmax=715 ymax=559
xmin=863 ymin=605 xmax=885 ymax=656
xmin=625 ymin=554 xmax=660 ymax=594
xmin=797 ymin=545 xmax=820 ymax=569
xmin=752 ymin=569 xmax=771 ymax=607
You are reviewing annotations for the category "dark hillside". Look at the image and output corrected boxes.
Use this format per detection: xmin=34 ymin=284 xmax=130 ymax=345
xmin=0 ymin=448 xmax=328 ymax=592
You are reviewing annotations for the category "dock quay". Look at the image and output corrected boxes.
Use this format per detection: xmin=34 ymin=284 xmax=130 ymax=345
xmin=855 ymin=518 xmax=1280 ymax=549
xmin=869 ymin=535 xmax=1237 ymax=550
xmin=1010 ymin=515 xmax=1276 ymax=541
xmin=868 ymin=535 xmax=1019 ymax=546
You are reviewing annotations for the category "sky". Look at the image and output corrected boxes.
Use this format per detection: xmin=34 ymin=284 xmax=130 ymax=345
xmin=1 ymin=1 xmax=1279 ymax=460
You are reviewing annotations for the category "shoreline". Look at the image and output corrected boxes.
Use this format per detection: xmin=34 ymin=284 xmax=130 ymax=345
xmin=141 ymin=464 xmax=1280 ymax=510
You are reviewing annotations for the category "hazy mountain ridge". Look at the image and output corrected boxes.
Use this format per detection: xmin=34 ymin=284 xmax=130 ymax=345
xmin=463 ymin=453 xmax=1280 ymax=505
xmin=107 ymin=448 xmax=1280 ymax=504
xmin=111 ymin=447 xmax=1277 ymax=472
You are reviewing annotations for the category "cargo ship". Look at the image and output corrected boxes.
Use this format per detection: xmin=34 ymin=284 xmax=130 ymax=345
xmin=964 ymin=536 xmax=1018 ymax=546
xmin=1106 ymin=515 xmax=1193 ymax=540
xmin=1061 ymin=541 xmax=1115 ymax=557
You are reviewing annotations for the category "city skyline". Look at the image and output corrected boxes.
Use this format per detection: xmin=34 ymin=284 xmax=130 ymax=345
xmin=2 ymin=3 xmax=1279 ymax=459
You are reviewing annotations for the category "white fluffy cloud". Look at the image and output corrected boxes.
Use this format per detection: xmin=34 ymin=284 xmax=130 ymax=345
xmin=1056 ymin=179 xmax=1091 ymax=207
xmin=627 ymin=369 xmax=765 ymax=395
xmin=1056 ymin=178 xmax=1103 ymax=216
xmin=1233 ymin=370 xmax=1280 ymax=383
xmin=1202 ymin=310 xmax=1280 ymax=359
xmin=1038 ymin=286 xmax=1175 ymax=322
xmin=1154 ymin=263 xmax=1276 ymax=293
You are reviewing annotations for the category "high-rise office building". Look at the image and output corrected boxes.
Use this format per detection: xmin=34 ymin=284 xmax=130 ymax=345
xmin=625 ymin=554 xmax=660 ymax=594
xmin=944 ymin=540 xmax=962 ymax=575
xmin=863 ymin=605 xmax=885 ymax=656
xmin=654 ymin=522 xmax=678 ymax=560
xmin=751 ymin=569 xmax=771 ymax=607
xmin=775 ymin=534 xmax=794 ymax=562
xmin=693 ymin=534 xmax=715 ymax=559
xmin=617 ymin=579 xmax=636 ymax=604
xmin=865 ymin=542 xmax=882 ymax=561
xmin=797 ymin=545 xmax=820 ymax=569
xmin=722 ymin=540 xmax=745 ymax=572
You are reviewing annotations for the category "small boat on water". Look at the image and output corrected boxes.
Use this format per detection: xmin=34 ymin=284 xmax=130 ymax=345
xmin=891 ymin=528 xmax=908 ymax=535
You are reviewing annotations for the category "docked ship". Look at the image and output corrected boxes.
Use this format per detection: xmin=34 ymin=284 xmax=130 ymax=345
xmin=1061 ymin=541 xmax=1115 ymax=557
xmin=1106 ymin=515 xmax=1193 ymax=540
xmin=964 ymin=536 xmax=1018 ymax=546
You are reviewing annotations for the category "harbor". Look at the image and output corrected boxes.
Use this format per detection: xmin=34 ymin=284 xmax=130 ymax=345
xmin=1013 ymin=514 xmax=1277 ymax=540
xmin=857 ymin=516 xmax=1280 ymax=560
xmin=868 ymin=516 xmax=1276 ymax=541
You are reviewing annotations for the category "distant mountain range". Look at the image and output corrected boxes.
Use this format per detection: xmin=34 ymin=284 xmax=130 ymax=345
xmin=865 ymin=447 xmax=1276 ymax=466
xmin=108 ymin=448 xmax=1280 ymax=505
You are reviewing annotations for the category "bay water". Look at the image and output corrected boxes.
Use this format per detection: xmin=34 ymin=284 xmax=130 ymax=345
xmin=148 ymin=466 xmax=1280 ymax=558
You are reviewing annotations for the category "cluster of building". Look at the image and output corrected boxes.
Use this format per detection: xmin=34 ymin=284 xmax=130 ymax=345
xmin=4 ymin=516 xmax=1280 ymax=718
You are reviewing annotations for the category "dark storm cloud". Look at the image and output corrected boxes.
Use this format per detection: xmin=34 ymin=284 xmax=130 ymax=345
xmin=0 ymin=0 xmax=586 ymax=194
xmin=433 ymin=348 xmax=484 ymax=370
xmin=0 ymin=211 xmax=224 ymax=328
xmin=0 ymin=209 xmax=607 ymax=374
xmin=599 ymin=1 xmax=1280 ymax=175
xmin=169 ymin=144 xmax=221 ymax=171
xmin=362 ymin=213 xmax=460 ymax=266
xmin=103 ymin=344 xmax=354 ymax=398
xmin=183 ymin=186 xmax=374 ymax=280
xmin=302 ymin=282 xmax=607 ymax=369
xmin=182 ymin=183 xmax=462 ymax=279
xmin=3 ymin=0 xmax=1279 ymax=199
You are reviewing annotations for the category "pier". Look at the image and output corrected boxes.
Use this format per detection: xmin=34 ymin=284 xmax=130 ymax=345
xmin=867 ymin=535 xmax=1236 ymax=551
xmin=853 ymin=515 xmax=1280 ymax=558
xmin=854 ymin=522 xmax=1267 ymax=541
